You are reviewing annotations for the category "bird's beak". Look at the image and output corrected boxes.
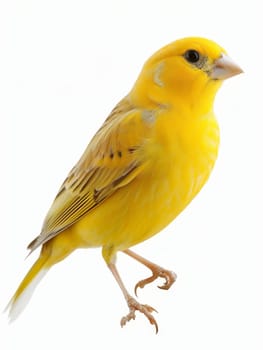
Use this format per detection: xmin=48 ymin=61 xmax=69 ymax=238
xmin=210 ymin=54 xmax=243 ymax=80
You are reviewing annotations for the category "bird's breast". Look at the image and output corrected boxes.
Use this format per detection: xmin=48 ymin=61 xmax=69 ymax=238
xmin=137 ymin=110 xmax=220 ymax=233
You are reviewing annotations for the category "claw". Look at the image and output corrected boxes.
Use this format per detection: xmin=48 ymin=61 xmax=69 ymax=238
xmin=135 ymin=269 xmax=177 ymax=296
xmin=121 ymin=296 xmax=159 ymax=333
xmin=157 ymin=270 xmax=177 ymax=290
xmin=134 ymin=275 xmax=157 ymax=296
xmin=123 ymin=250 xmax=177 ymax=297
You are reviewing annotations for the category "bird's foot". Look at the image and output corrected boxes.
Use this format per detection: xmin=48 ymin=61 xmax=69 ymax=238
xmin=135 ymin=267 xmax=177 ymax=296
xmin=120 ymin=296 xmax=158 ymax=333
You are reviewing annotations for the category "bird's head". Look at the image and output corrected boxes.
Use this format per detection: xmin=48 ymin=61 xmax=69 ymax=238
xmin=130 ymin=37 xmax=243 ymax=115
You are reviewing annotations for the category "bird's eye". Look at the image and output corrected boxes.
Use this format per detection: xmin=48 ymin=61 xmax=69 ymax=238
xmin=184 ymin=50 xmax=200 ymax=63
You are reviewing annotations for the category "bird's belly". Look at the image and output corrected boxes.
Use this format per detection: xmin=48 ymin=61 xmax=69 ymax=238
xmin=72 ymin=152 xmax=215 ymax=251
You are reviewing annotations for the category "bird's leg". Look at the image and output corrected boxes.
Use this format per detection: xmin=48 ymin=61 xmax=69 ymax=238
xmin=107 ymin=262 xmax=158 ymax=333
xmin=123 ymin=249 xmax=177 ymax=296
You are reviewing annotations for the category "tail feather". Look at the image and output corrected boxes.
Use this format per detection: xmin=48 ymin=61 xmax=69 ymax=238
xmin=6 ymin=254 xmax=49 ymax=322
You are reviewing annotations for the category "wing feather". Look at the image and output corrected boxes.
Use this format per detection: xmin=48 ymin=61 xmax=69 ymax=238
xmin=28 ymin=98 xmax=152 ymax=252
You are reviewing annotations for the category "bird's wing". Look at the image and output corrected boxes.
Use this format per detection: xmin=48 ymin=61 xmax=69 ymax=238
xmin=28 ymin=98 xmax=153 ymax=252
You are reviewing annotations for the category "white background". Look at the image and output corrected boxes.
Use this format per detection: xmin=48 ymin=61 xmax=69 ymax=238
xmin=1 ymin=1 xmax=262 ymax=349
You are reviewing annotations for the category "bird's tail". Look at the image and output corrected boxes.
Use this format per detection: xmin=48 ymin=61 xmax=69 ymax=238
xmin=6 ymin=250 xmax=50 ymax=322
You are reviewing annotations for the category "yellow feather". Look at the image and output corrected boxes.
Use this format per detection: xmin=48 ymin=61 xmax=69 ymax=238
xmin=6 ymin=248 xmax=50 ymax=321
xmin=7 ymin=37 xmax=242 ymax=328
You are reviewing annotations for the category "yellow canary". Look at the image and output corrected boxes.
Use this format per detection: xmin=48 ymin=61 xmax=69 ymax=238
xmin=7 ymin=37 xmax=242 ymax=332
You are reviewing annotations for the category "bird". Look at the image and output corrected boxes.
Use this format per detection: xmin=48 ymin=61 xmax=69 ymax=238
xmin=6 ymin=37 xmax=242 ymax=332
